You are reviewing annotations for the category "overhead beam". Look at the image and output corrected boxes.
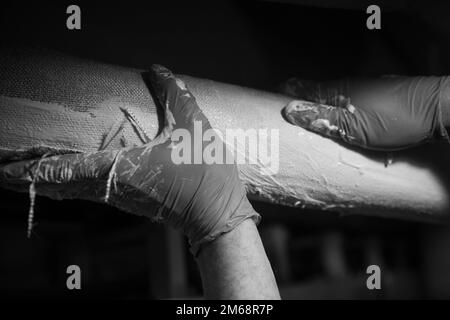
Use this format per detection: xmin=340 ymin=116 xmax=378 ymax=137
xmin=0 ymin=48 xmax=449 ymax=223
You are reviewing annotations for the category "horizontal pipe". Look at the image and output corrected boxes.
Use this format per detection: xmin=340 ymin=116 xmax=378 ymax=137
xmin=0 ymin=47 xmax=449 ymax=222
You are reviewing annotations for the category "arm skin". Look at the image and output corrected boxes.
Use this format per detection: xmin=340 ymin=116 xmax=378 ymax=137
xmin=197 ymin=219 xmax=281 ymax=300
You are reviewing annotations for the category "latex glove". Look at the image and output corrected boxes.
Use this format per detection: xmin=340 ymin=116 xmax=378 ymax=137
xmin=0 ymin=65 xmax=259 ymax=256
xmin=281 ymin=76 xmax=447 ymax=151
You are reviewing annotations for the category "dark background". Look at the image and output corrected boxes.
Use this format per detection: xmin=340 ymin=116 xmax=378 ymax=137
xmin=1 ymin=0 xmax=450 ymax=299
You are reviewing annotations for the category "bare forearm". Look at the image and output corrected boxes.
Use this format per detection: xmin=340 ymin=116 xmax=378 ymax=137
xmin=197 ymin=219 xmax=281 ymax=300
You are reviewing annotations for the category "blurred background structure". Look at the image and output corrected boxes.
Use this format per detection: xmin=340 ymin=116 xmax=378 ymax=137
xmin=1 ymin=0 xmax=450 ymax=299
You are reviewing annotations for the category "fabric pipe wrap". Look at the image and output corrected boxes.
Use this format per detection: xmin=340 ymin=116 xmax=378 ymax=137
xmin=0 ymin=47 xmax=449 ymax=223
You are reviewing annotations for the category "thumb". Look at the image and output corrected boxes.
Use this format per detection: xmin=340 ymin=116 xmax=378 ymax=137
xmin=147 ymin=64 xmax=212 ymax=133
xmin=282 ymin=100 xmax=370 ymax=148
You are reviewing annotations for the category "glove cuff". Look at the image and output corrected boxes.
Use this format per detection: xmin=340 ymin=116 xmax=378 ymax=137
xmin=189 ymin=200 xmax=261 ymax=257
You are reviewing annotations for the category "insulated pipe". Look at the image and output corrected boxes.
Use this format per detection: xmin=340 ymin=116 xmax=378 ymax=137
xmin=0 ymin=47 xmax=449 ymax=222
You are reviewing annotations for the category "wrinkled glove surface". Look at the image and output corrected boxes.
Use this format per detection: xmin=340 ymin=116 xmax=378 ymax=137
xmin=281 ymin=76 xmax=447 ymax=151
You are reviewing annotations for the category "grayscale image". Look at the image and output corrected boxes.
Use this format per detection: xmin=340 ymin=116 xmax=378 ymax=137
xmin=0 ymin=0 xmax=449 ymax=307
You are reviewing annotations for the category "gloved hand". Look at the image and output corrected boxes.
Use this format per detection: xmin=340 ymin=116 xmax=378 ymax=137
xmin=0 ymin=65 xmax=259 ymax=256
xmin=281 ymin=76 xmax=448 ymax=151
